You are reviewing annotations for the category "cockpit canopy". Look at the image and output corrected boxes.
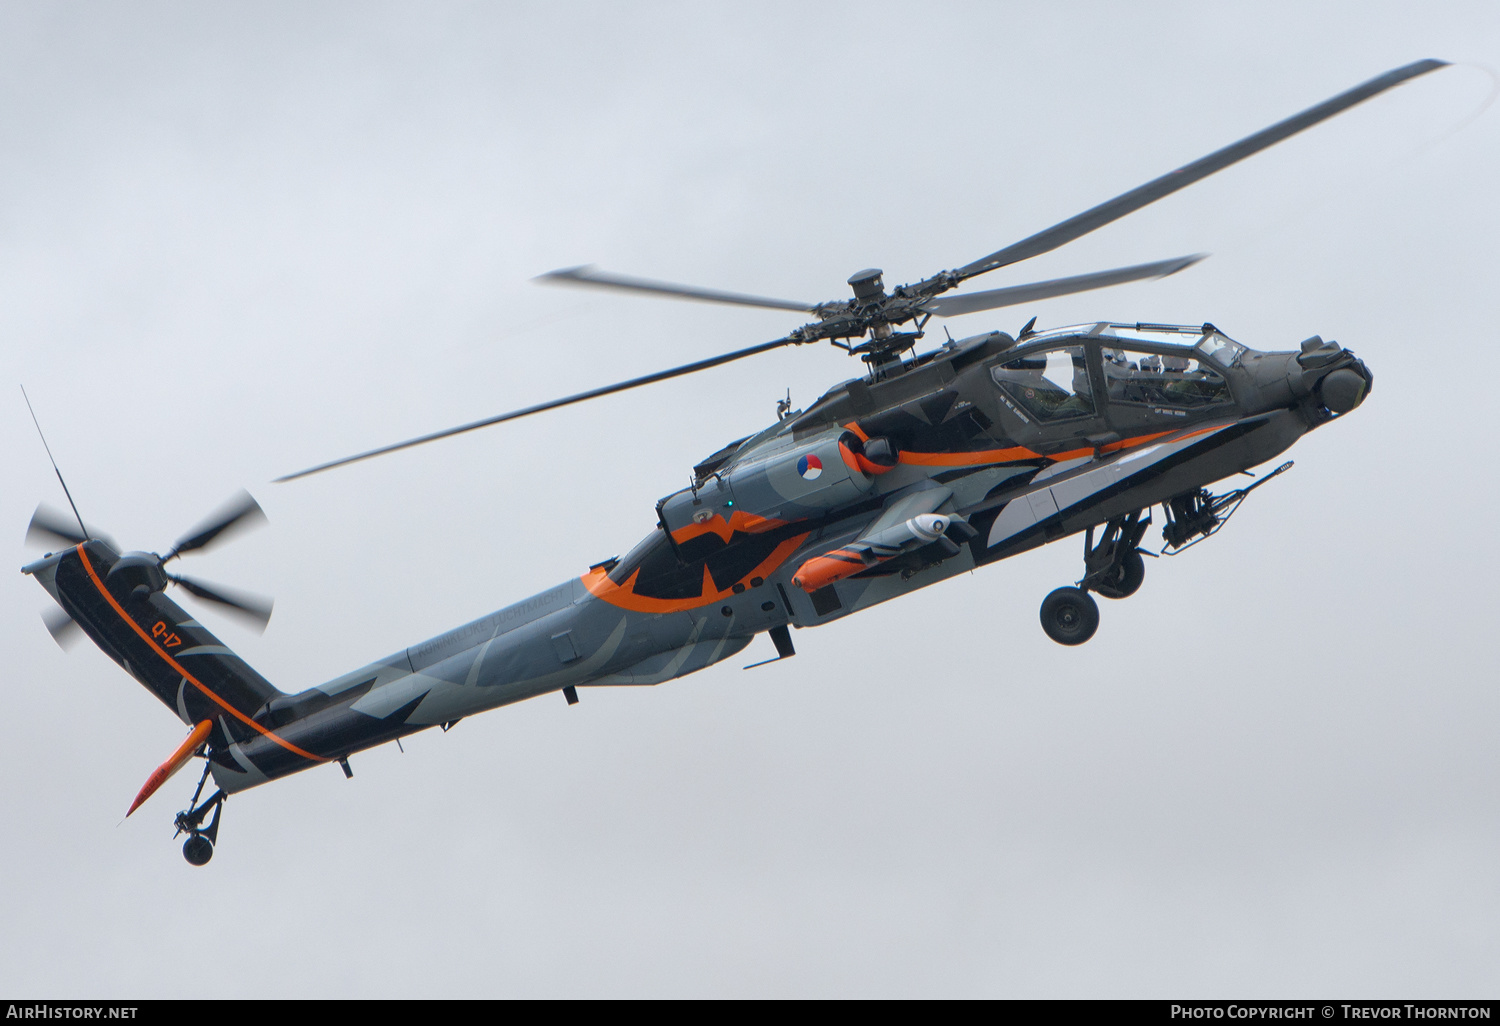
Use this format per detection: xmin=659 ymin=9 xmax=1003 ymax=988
xmin=989 ymin=323 xmax=1242 ymax=421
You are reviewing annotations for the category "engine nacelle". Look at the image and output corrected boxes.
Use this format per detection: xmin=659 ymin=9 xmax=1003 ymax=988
xmin=659 ymin=428 xmax=885 ymax=538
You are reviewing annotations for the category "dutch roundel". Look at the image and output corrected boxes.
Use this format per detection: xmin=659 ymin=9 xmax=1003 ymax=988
xmin=797 ymin=454 xmax=823 ymax=480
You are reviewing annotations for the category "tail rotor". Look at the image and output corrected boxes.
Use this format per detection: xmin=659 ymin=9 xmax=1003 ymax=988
xmin=24 ymin=490 xmax=275 ymax=640
xmin=162 ymin=490 xmax=267 ymax=563
xmin=159 ymin=490 xmax=274 ymax=633
xmin=163 ymin=572 xmax=274 ymax=632
xmin=40 ymin=606 xmax=81 ymax=649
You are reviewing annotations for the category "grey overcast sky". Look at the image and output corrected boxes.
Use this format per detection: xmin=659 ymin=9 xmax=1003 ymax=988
xmin=2 ymin=1 xmax=1497 ymax=999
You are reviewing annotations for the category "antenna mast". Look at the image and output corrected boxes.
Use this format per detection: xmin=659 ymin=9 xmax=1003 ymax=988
xmin=20 ymin=385 xmax=90 ymax=541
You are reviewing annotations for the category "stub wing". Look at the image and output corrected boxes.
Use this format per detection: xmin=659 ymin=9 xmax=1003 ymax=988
xmin=979 ymin=422 xmax=1244 ymax=553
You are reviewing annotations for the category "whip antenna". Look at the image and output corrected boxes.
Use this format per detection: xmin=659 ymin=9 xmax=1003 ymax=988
xmin=20 ymin=385 xmax=90 ymax=542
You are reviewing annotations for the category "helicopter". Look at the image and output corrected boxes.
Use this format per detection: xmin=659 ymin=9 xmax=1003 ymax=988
xmin=22 ymin=60 xmax=1444 ymax=865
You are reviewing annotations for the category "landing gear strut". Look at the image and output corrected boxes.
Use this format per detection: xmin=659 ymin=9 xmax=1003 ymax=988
xmin=1038 ymin=510 xmax=1151 ymax=646
xmin=1080 ymin=510 xmax=1150 ymax=600
xmin=173 ymin=758 xmax=226 ymax=867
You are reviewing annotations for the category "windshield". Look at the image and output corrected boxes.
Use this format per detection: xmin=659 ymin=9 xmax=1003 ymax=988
xmin=990 ymin=345 xmax=1095 ymax=421
xmin=1198 ymin=331 xmax=1246 ymax=368
xmin=1100 ymin=347 xmax=1232 ymax=408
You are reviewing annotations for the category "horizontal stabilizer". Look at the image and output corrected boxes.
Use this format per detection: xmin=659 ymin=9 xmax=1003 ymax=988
xmin=127 ymin=720 xmax=212 ymax=817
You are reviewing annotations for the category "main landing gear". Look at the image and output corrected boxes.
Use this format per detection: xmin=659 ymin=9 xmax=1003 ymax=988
xmin=1039 ymin=510 xmax=1152 ymax=646
xmin=1035 ymin=466 xmax=1297 ymax=645
xmin=173 ymin=757 xmax=226 ymax=866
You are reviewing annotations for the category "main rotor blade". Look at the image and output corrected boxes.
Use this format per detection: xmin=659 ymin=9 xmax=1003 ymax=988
xmin=538 ymin=265 xmax=819 ymax=313
xmin=954 ymin=59 xmax=1448 ymax=282
xmin=922 ymin=254 xmax=1206 ymax=318
xmin=26 ymin=504 xmax=113 ymax=550
xmin=166 ymin=490 xmax=266 ymax=560
xmin=276 ymin=334 xmax=802 ymax=481
xmin=167 ymin=574 xmax=274 ymax=632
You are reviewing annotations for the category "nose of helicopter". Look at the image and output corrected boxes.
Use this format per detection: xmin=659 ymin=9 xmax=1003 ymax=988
xmin=1315 ymin=363 xmax=1371 ymax=414
xmin=1243 ymin=338 xmax=1372 ymax=420
xmin=1294 ymin=336 xmax=1372 ymax=416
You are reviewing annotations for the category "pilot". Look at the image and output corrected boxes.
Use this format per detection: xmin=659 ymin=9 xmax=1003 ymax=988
xmin=1162 ymin=358 xmax=1227 ymax=405
xmin=996 ymin=351 xmax=1093 ymax=420
xmin=1102 ymin=348 xmax=1135 ymax=401
xmin=1034 ymin=350 xmax=1094 ymax=419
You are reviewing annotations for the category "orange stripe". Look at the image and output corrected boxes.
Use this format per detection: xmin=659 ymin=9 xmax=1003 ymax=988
xmin=76 ymin=546 xmax=322 ymax=763
xmin=897 ymin=446 xmax=1040 ymax=467
xmin=854 ymin=452 xmax=897 ymax=476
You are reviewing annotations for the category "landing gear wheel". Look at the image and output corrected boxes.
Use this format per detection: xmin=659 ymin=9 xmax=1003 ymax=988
xmin=182 ymin=835 xmax=214 ymax=866
xmin=1094 ymin=548 xmax=1145 ymax=600
xmin=1040 ymin=586 xmax=1100 ymax=646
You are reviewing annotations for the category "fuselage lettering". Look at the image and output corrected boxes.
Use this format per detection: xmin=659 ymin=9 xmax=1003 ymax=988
xmin=151 ymin=620 xmax=182 ymax=648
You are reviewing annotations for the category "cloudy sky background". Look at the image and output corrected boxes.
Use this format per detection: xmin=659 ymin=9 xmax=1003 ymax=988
xmin=1 ymin=1 xmax=1497 ymax=998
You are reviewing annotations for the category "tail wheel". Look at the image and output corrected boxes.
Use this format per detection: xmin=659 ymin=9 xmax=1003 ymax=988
xmin=1094 ymin=548 xmax=1146 ymax=600
xmin=1040 ymin=586 xmax=1100 ymax=646
xmin=182 ymin=835 xmax=214 ymax=866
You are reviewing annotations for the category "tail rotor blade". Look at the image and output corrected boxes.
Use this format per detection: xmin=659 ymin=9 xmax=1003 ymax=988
xmin=26 ymin=504 xmax=115 ymax=550
xmin=167 ymin=574 xmax=274 ymax=633
xmin=27 ymin=504 xmax=88 ymax=547
xmin=41 ymin=607 xmax=81 ymax=650
xmin=167 ymin=491 xmax=267 ymax=560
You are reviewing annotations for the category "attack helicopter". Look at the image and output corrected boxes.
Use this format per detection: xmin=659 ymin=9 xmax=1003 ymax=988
xmin=23 ymin=60 xmax=1444 ymax=865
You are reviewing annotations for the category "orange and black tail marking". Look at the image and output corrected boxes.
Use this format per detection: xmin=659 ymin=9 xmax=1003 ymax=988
xmin=52 ymin=542 xmax=317 ymax=762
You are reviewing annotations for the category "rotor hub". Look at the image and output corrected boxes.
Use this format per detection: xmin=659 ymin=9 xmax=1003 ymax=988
xmin=847 ymin=268 xmax=887 ymax=307
xmin=105 ymin=552 xmax=169 ymax=597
